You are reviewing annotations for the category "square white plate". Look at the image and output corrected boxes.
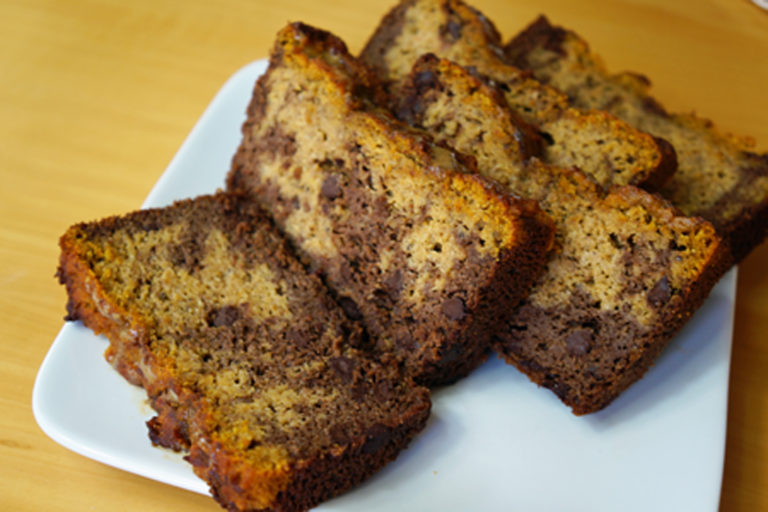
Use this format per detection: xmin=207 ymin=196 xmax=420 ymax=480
xmin=33 ymin=59 xmax=736 ymax=512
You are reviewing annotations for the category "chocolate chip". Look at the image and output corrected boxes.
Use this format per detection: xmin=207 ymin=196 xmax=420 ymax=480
xmin=519 ymin=358 xmax=547 ymax=374
xmin=395 ymin=331 xmax=414 ymax=350
xmin=329 ymin=356 xmax=356 ymax=383
xmin=647 ymin=276 xmax=671 ymax=307
xmin=207 ymin=305 xmax=241 ymax=327
xmin=383 ymin=269 xmax=404 ymax=296
xmin=321 ymin=174 xmax=342 ymax=200
xmin=565 ymin=329 xmax=593 ymax=356
xmin=374 ymin=379 xmax=394 ymax=402
xmin=339 ymin=261 xmax=355 ymax=284
xmin=169 ymin=235 xmax=204 ymax=273
xmin=414 ymin=69 xmax=439 ymax=90
xmin=338 ymin=297 xmax=363 ymax=320
xmin=642 ymin=96 xmax=669 ymax=117
xmin=442 ymin=297 xmax=466 ymax=321
xmin=372 ymin=288 xmax=393 ymax=308
xmin=285 ymin=328 xmax=310 ymax=349
xmin=329 ymin=423 xmax=350 ymax=445
xmin=362 ymin=423 xmax=391 ymax=455
xmin=441 ymin=19 xmax=463 ymax=41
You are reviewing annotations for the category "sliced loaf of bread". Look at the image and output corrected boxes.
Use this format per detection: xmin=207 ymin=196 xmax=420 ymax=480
xmin=227 ymin=22 xmax=555 ymax=387
xmin=57 ymin=192 xmax=431 ymax=512
xmin=397 ymin=55 xmax=729 ymax=414
xmin=359 ymin=0 xmax=676 ymax=190
xmin=505 ymin=16 xmax=768 ymax=263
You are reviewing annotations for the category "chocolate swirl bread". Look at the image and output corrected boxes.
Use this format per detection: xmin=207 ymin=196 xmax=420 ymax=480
xmin=397 ymin=55 xmax=729 ymax=414
xmin=56 ymin=192 xmax=431 ymax=512
xmin=359 ymin=0 xmax=676 ymax=190
xmin=227 ymin=22 xmax=555 ymax=387
xmin=505 ymin=16 xmax=768 ymax=263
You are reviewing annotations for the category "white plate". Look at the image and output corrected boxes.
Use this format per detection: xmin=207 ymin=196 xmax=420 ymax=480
xmin=33 ymin=59 xmax=736 ymax=511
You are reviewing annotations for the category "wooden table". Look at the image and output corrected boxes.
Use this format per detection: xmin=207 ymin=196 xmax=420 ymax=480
xmin=1 ymin=0 xmax=766 ymax=510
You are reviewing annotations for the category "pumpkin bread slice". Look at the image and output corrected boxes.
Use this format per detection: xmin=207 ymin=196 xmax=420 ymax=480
xmin=505 ymin=16 xmax=768 ymax=263
xmin=397 ymin=55 xmax=729 ymax=414
xmin=57 ymin=192 xmax=431 ymax=512
xmin=359 ymin=0 xmax=676 ymax=190
xmin=227 ymin=22 xmax=555 ymax=387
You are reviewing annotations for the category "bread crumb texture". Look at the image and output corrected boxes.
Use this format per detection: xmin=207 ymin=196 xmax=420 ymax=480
xmin=57 ymin=193 xmax=431 ymax=512
xmin=228 ymin=22 xmax=554 ymax=386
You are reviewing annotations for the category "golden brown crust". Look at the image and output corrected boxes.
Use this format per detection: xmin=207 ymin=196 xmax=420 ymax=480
xmin=57 ymin=230 xmax=151 ymax=387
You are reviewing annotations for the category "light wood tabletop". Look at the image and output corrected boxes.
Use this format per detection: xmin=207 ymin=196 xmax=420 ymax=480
xmin=1 ymin=0 xmax=766 ymax=510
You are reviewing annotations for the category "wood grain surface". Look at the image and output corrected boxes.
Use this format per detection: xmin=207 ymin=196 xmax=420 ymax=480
xmin=1 ymin=0 xmax=766 ymax=510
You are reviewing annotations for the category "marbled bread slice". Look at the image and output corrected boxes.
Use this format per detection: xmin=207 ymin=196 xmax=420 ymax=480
xmin=57 ymin=192 xmax=431 ymax=512
xmin=227 ymin=22 xmax=555 ymax=387
xmin=397 ymin=55 xmax=729 ymax=414
xmin=359 ymin=0 xmax=676 ymax=190
xmin=505 ymin=16 xmax=768 ymax=263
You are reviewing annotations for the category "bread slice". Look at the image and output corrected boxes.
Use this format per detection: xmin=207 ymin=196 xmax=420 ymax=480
xmin=227 ymin=22 xmax=555 ymax=387
xmin=397 ymin=55 xmax=729 ymax=414
xmin=505 ymin=16 xmax=768 ymax=263
xmin=359 ymin=0 xmax=676 ymax=190
xmin=56 ymin=192 xmax=431 ymax=512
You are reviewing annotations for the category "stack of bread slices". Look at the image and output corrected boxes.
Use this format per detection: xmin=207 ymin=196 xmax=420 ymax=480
xmin=56 ymin=1 xmax=766 ymax=511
